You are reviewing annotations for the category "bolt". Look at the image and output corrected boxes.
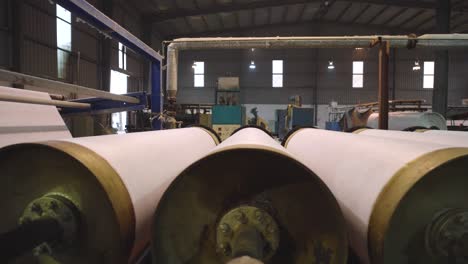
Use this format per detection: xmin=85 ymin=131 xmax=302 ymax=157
xmin=49 ymin=200 xmax=59 ymax=211
xmin=219 ymin=223 xmax=230 ymax=234
xmin=266 ymin=224 xmax=275 ymax=234
xmin=218 ymin=243 xmax=231 ymax=256
xmin=235 ymin=211 xmax=247 ymax=224
xmin=31 ymin=203 xmax=43 ymax=215
xmin=255 ymin=210 xmax=264 ymax=221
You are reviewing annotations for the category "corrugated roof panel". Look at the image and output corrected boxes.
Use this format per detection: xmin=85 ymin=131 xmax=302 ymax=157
xmin=387 ymin=8 xmax=421 ymax=27
xmin=155 ymin=20 xmax=176 ymax=36
xmin=155 ymin=0 xmax=177 ymax=12
xmin=170 ymin=18 xmax=191 ymax=35
xmin=186 ymin=16 xmax=206 ymax=32
xmin=238 ymin=10 xmax=253 ymax=27
xmin=370 ymin=6 xmax=401 ymax=25
xmin=301 ymin=2 xmax=321 ymax=21
xmin=270 ymin=6 xmax=285 ymax=24
xmin=419 ymin=19 xmax=435 ymax=31
xmin=254 ymin=8 xmax=270 ymax=25
xmin=204 ymin=13 xmax=223 ymax=30
xmin=284 ymin=4 xmax=303 ymax=23
xmin=175 ymin=0 xmax=197 ymax=10
xmin=323 ymin=1 xmax=351 ymax=21
xmin=195 ymin=0 xmax=217 ymax=8
xmin=219 ymin=12 xmax=237 ymax=28
xmin=354 ymin=4 xmax=386 ymax=24
xmin=341 ymin=3 xmax=370 ymax=23
xmin=403 ymin=10 xmax=434 ymax=29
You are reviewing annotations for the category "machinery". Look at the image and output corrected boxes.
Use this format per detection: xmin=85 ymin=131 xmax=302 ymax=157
xmin=354 ymin=128 xmax=468 ymax=147
xmin=284 ymin=128 xmax=468 ymax=264
xmin=151 ymin=127 xmax=348 ymax=264
xmin=0 ymin=127 xmax=219 ymax=263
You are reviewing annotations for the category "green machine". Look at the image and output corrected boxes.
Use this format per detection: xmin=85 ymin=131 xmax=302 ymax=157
xmin=212 ymin=105 xmax=246 ymax=141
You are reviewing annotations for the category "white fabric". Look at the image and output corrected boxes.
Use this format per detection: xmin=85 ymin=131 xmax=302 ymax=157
xmin=0 ymin=87 xmax=71 ymax=148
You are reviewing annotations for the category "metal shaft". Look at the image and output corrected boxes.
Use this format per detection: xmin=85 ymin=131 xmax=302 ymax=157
xmin=0 ymin=93 xmax=91 ymax=109
xmin=0 ymin=218 xmax=62 ymax=262
xmin=378 ymin=41 xmax=390 ymax=130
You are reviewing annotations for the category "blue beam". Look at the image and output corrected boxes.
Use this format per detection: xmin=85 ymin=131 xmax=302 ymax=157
xmin=60 ymin=92 xmax=147 ymax=115
xmin=55 ymin=0 xmax=163 ymax=62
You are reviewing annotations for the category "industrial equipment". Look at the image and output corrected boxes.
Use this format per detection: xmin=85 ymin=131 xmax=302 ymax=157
xmin=284 ymin=128 xmax=468 ymax=264
xmin=354 ymin=128 xmax=468 ymax=147
xmin=366 ymin=112 xmax=447 ymax=130
xmin=212 ymin=105 xmax=246 ymax=140
xmin=152 ymin=127 xmax=348 ymax=263
xmin=0 ymin=127 xmax=219 ymax=263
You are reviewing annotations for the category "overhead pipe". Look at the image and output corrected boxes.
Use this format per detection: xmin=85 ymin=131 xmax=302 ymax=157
xmin=0 ymin=92 xmax=91 ymax=109
xmin=0 ymin=127 xmax=219 ymax=263
xmin=283 ymin=128 xmax=468 ymax=263
xmin=166 ymin=34 xmax=468 ymax=101
xmin=354 ymin=128 xmax=468 ymax=147
xmin=152 ymin=127 xmax=348 ymax=264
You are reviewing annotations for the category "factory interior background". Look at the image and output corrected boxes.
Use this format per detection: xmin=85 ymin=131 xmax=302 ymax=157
xmin=1 ymin=0 xmax=468 ymax=263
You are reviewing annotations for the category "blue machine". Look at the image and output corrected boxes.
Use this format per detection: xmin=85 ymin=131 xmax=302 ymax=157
xmin=55 ymin=0 xmax=163 ymax=129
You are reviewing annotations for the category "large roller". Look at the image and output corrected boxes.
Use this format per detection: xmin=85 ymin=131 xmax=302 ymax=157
xmin=0 ymin=127 xmax=219 ymax=263
xmin=284 ymin=128 xmax=468 ymax=264
xmin=152 ymin=127 xmax=348 ymax=264
xmin=418 ymin=129 xmax=468 ymax=138
xmin=354 ymin=128 xmax=468 ymax=147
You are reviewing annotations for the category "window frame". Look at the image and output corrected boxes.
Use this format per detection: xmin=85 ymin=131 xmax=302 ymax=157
xmin=272 ymin=59 xmax=283 ymax=88
xmin=56 ymin=4 xmax=72 ymax=80
xmin=352 ymin=61 xmax=364 ymax=88
xmin=423 ymin=61 xmax=435 ymax=89
xmin=193 ymin=61 xmax=205 ymax=88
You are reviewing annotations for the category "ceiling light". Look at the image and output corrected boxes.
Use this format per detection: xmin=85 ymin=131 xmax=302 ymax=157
xmin=328 ymin=61 xmax=335 ymax=70
xmin=413 ymin=61 xmax=421 ymax=71
xmin=249 ymin=61 xmax=256 ymax=69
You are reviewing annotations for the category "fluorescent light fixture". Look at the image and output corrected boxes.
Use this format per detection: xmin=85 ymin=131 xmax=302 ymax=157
xmin=413 ymin=61 xmax=421 ymax=71
xmin=355 ymin=47 xmax=364 ymax=50
xmin=249 ymin=61 xmax=256 ymax=69
xmin=251 ymin=48 xmax=255 ymax=52
xmin=328 ymin=61 xmax=335 ymax=70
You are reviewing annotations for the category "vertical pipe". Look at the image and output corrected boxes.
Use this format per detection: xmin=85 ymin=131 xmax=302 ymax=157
xmin=433 ymin=0 xmax=450 ymax=117
xmin=378 ymin=41 xmax=390 ymax=129
xmin=313 ymin=49 xmax=319 ymax=126
xmin=391 ymin=48 xmax=396 ymax=101
xmin=151 ymin=61 xmax=162 ymax=130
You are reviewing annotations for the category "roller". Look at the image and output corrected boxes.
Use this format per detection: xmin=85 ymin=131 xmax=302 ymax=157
xmin=151 ymin=127 xmax=348 ymax=264
xmin=0 ymin=87 xmax=72 ymax=148
xmin=418 ymin=129 xmax=468 ymax=137
xmin=366 ymin=112 xmax=447 ymax=130
xmin=354 ymin=128 xmax=468 ymax=147
xmin=0 ymin=127 xmax=219 ymax=263
xmin=283 ymin=128 xmax=468 ymax=264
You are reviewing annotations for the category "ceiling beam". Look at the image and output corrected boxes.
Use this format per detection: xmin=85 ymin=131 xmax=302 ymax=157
xmin=147 ymin=0 xmax=439 ymax=23
xmin=166 ymin=20 xmax=421 ymax=39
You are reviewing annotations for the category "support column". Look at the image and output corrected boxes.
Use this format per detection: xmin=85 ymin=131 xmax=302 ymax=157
xmin=378 ymin=41 xmax=390 ymax=130
xmin=433 ymin=0 xmax=450 ymax=117
xmin=11 ymin=0 xmax=23 ymax=72
xmin=99 ymin=0 xmax=113 ymax=92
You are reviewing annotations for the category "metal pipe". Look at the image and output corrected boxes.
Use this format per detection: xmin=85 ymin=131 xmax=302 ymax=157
xmin=378 ymin=41 xmax=390 ymax=129
xmin=0 ymin=218 xmax=62 ymax=262
xmin=166 ymin=34 xmax=468 ymax=99
xmin=0 ymin=69 xmax=140 ymax=104
xmin=0 ymin=93 xmax=91 ymax=109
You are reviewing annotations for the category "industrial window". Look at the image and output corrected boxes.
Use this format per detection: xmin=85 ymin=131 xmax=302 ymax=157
xmin=193 ymin=61 xmax=205 ymax=87
xmin=272 ymin=60 xmax=283 ymax=88
xmin=423 ymin=61 xmax=435 ymax=89
xmin=110 ymin=70 xmax=128 ymax=134
xmin=352 ymin=61 xmax=364 ymax=88
xmin=118 ymin=43 xmax=127 ymax=70
xmin=56 ymin=4 xmax=72 ymax=79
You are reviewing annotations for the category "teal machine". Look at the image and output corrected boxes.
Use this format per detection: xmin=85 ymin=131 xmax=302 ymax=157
xmin=212 ymin=77 xmax=246 ymax=140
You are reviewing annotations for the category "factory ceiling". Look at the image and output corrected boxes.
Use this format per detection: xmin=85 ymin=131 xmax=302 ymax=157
xmin=133 ymin=0 xmax=468 ymax=39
